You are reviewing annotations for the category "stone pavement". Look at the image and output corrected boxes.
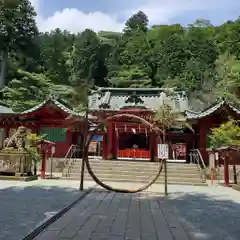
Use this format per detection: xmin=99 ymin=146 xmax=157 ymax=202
xmin=35 ymin=189 xmax=189 ymax=240
xmin=34 ymin=182 xmax=240 ymax=240
xmin=1 ymin=180 xmax=240 ymax=240
xmin=0 ymin=180 xmax=96 ymax=240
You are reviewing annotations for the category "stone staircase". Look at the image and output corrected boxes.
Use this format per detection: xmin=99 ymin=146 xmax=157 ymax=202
xmin=62 ymin=158 xmax=207 ymax=186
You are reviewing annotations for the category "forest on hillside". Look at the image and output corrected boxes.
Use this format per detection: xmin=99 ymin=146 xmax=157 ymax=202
xmin=0 ymin=0 xmax=240 ymax=112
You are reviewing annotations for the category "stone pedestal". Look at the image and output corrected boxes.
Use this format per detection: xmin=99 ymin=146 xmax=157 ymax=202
xmin=0 ymin=149 xmax=32 ymax=176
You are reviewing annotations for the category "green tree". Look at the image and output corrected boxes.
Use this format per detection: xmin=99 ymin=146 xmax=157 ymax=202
xmin=73 ymin=29 xmax=106 ymax=86
xmin=210 ymin=120 xmax=240 ymax=149
xmin=147 ymin=24 xmax=186 ymax=86
xmin=215 ymin=53 xmax=240 ymax=103
xmin=1 ymin=69 xmax=50 ymax=111
xmin=124 ymin=11 xmax=149 ymax=34
xmin=185 ymin=20 xmax=218 ymax=68
xmin=39 ymin=29 xmax=74 ymax=85
xmin=0 ymin=0 xmax=38 ymax=88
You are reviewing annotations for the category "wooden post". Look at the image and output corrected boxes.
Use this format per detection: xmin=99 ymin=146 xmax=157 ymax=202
xmin=80 ymin=76 xmax=89 ymax=191
xmin=158 ymin=143 xmax=168 ymax=196
xmin=50 ymin=154 xmax=53 ymax=179
xmin=80 ymin=121 xmax=87 ymax=191
xmin=112 ymin=123 xmax=117 ymax=159
xmin=199 ymin=124 xmax=207 ymax=164
xmin=164 ymin=159 xmax=168 ymax=196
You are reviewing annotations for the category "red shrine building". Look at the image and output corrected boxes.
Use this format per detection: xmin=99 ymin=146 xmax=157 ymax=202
xmin=0 ymin=87 xmax=240 ymax=164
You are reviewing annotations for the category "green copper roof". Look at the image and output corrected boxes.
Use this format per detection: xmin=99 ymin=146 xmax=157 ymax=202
xmin=0 ymin=105 xmax=14 ymax=114
xmin=186 ymin=100 xmax=240 ymax=119
xmin=89 ymin=87 xmax=189 ymax=112
xmin=21 ymin=97 xmax=85 ymax=117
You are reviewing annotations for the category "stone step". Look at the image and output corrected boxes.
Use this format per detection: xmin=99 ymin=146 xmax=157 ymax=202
xmin=69 ymin=159 xmax=197 ymax=168
xmin=69 ymin=166 xmax=200 ymax=175
xmin=68 ymin=169 xmax=201 ymax=178
xmin=72 ymin=162 xmax=198 ymax=170
xmin=62 ymin=158 xmax=204 ymax=186
xmin=62 ymin=176 xmax=207 ymax=186
xmin=66 ymin=173 xmax=200 ymax=181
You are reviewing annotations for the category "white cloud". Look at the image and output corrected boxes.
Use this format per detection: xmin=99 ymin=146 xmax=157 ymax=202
xmin=29 ymin=0 xmax=235 ymax=33
xmin=124 ymin=0 xmax=232 ymax=24
xmin=39 ymin=9 xmax=124 ymax=33
xmin=29 ymin=0 xmax=123 ymax=33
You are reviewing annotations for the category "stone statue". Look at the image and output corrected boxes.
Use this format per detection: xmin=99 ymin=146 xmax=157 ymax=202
xmin=4 ymin=126 xmax=27 ymax=150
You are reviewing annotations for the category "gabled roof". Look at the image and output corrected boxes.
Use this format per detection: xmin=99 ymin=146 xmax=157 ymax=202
xmin=186 ymin=99 xmax=240 ymax=119
xmin=89 ymin=87 xmax=189 ymax=112
xmin=21 ymin=97 xmax=84 ymax=117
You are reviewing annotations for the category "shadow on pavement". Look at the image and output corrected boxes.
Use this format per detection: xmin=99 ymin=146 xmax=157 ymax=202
xmin=155 ymin=191 xmax=240 ymax=240
xmin=0 ymin=184 xmax=86 ymax=240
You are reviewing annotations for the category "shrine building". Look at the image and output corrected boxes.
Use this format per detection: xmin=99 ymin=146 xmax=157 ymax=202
xmin=0 ymin=88 xmax=240 ymax=164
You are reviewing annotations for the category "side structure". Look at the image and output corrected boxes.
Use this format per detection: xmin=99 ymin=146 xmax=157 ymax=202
xmin=0 ymin=96 xmax=88 ymax=157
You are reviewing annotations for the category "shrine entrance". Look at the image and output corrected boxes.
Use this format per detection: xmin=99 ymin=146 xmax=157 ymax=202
xmin=118 ymin=132 xmax=150 ymax=160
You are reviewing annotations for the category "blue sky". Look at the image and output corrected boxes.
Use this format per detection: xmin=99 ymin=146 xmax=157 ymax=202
xmin=30 ymin=0 xmax=240 ymax=33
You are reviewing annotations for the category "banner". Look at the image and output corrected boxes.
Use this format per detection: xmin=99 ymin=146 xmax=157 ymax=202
xmin=89 ymin=141 xmax=97 ymax=152
xmin=172 ymin=143 xmax=186 ymax=158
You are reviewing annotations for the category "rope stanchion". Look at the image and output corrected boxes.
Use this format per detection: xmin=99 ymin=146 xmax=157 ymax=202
xmin=83 ymin=113 xmax=164 ymax=193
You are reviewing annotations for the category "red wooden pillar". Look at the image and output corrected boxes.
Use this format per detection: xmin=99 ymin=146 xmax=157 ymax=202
xmin=107 ymin=121 xmax=113 ymax=159
xmin=199 ymin=122 xmax=207 ymax=164
xmin=102 ymin=135 xmax=107 ymax=159
xmin=66 ymin=129 xmax=72 ymax=145
xmin=151 ymin=132 xmax=158 ymax=161
xmin=224 ymin=158 xmax=229 ymax=186
xmin=40 ymin=149 xmax=46 ymax=179
xmin=112 ymin=123 xmax=117 ymax=159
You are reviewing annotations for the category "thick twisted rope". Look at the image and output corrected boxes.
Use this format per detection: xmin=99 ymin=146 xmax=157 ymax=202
xmin=83 ymin=113 xmax=164 ymax=193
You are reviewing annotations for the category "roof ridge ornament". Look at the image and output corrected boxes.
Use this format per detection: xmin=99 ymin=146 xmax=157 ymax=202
xmin=48 ymin=92 xmax=58 ymax=101
xmin=125 ymin=91 xmax=144 ymax=105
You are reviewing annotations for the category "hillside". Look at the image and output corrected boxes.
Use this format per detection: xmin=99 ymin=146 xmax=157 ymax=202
xmin=0 ymin=3 xmax=240 ymax=112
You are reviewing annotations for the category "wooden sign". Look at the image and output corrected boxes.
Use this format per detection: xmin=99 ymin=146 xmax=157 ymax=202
xmin=158 ymin=144 xmax=169 ymax=159
xmin=51 ymin=146 xmax=55 ymax=155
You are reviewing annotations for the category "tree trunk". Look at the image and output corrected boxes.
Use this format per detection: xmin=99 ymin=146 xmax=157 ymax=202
xmin=34 ymin=163 xmax=37 ymax=176
xmin=0 ymin=50 xmax=8 ymax=89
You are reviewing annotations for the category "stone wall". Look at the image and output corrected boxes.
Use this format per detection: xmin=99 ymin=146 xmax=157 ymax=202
xmin=36 ymin=158 xmax=65 ymax=173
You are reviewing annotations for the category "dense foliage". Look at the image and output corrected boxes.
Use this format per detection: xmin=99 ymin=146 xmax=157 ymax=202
xmin=210 ymin=120 xmax=240 ymax=149
xmin=1 ymin=1 xmax=240 ymax=112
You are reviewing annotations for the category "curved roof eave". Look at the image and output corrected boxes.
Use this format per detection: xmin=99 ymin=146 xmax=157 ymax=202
xmin=186 ymin=100 xmax=240 ymax=120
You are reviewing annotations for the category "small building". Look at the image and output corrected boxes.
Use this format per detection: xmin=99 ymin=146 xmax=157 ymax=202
xmin=0 ymin=89 xmax=239 ymax=163
xmin=0 ymin=97 xmax=87 ymax=157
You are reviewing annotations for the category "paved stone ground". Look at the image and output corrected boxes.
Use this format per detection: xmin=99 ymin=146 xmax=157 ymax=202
xmin=0 ymin=180 xmax=96 ymax=240
xmin=35 ymin=189 xmax=189 ymax=240
xmin=35 ymin=182 xmax=240 ymax=240
xmin=1 ymin=180 xmax=240 ymax=240
xmin=168 ymin=185 xmax=240 ymax=240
